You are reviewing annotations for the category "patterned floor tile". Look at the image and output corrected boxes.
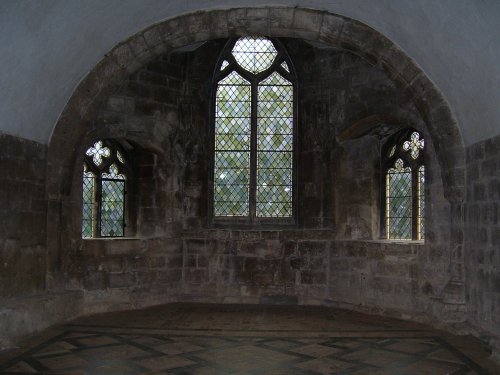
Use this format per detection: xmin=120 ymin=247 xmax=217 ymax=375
xmin=37 ymin=353 xmax=89 ymax=370
xmin=140 ymin=355 xmax=196 ymax=371
xmin=0 ymin=303 xmax=497 ymax=374
xmin=290 ymin=343 xmax=343 ymax=357
xmin=294 ymin=357 xmax=356 ymax=373
xmin=341 ymin=347 xmax=414 ymax=367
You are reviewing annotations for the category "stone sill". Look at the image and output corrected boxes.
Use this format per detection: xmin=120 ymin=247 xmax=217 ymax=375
xmin=360 ymin=239 xmax=425 ymax=245
xmin=82 ymin=237 xmax=141 ymax=241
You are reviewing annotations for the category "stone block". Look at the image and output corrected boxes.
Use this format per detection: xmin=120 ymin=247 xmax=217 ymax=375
xmin=108 ymin=272 xmax=136 ymax=288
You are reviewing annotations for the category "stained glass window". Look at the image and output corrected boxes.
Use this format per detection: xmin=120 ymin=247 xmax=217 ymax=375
xmin=386 ymin=159 xmax=412 ymax=239
xmin=232 ymin=37 xmax=277 ymax=74
xmin=82 ymin=140 xmax=128 ymax=238
xmin=82 ymin=167 xmax=95 ymax=238
xmin=384 ymin=130 xmax=425 ymax=240
xmin=257 ymin=73 xmax=293 ymax=217
xmin=213 ymin=37 xmax=295 ymax=221
xmin=418 ymin=165 xmax=425 ymax=240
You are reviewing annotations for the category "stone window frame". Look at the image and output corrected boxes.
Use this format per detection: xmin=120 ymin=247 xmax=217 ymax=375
xmin=209 ymin=37 xmax=298 ymax=226
xmin=82 ymin=139 xmax=131 ymax=238
xmin=382 ymin=129 xmax=425 ymax=241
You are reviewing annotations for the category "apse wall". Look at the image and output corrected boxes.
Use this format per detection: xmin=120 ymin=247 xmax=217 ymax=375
xmin=0 ymin=6 xmax=498 ymax=362
xmin=54 ymin=38 xmax=457 ymax=327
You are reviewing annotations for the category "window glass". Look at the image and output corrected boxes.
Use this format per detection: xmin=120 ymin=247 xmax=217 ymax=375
xmin=384 ymin=131 xmax=425 ymax=240
xmin=82 ymin=141 xmax=127 ymax=238
xmin=213 ymin=37 xmax=295 ymax=220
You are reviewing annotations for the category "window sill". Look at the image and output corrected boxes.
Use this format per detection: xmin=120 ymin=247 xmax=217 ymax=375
xmin=360 ymin=239 xmax=425 ymax=245
xmin=82 ymin=237 xmax=140 ymax=241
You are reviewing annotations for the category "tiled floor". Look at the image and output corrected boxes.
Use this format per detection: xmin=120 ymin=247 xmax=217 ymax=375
xmin=0 ymin=303 xmax=498 ymax=374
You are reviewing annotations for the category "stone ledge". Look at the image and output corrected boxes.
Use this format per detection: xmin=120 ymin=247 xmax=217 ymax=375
xmin=0 ymin=291 xmax=83 ymax=350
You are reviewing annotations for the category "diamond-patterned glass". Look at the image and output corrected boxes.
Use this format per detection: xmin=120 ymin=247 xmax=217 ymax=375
xmin=215 ymin=71 xmax=251 ymax=216
xmin=418 ymin=165 xmax=425 ymax=240
xmin=85 ymin=141 xmax=110 ymax=166
xmin=100 ymin=179 xmax=125 ymax=237
xmin=281 ymin=61 xmax=290 ymax=72
xmin=386 ymin=159 xmax=412 ymax=240
xmin=389 ymin=145 xmax=396 ymax=158
xmin=403 ymin=131 xmax=424 ymax=159
xmin=232 ymin=37 xmax=278 ymax=74
xmin=257 ymin=72 xmax=293 ymax=217
xmin=117 ymin=150 xmax=125 ymax=164
xmin=220 ymin=60 xmax=229 ymax=70
xmin=82 ymin=169 xmax=95 ymax=238
xmin=102 ymin=164 xmax=125 ymax=180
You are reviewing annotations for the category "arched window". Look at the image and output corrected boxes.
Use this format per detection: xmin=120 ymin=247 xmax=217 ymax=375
xmin=82 ymin=140 xmax=128 ymax=238
xmin=212 ymin=37 xmax=296 ymax=222
xmin=383 ymin=130 xmax=425 ymax=240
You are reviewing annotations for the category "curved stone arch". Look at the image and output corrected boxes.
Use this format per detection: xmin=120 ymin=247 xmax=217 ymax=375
xmin=48 ymin=7 xmax=465 ymax=206
xmin=47 ymin=6 xmax=465 ymax=218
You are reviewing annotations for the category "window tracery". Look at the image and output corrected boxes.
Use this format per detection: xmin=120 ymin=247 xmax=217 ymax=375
xmin=82 ymin=140 xmax=128 ymax=238
xmin=384 ymin=130 xmax=425 ymax=240
xmin=212 ymin=36 xmax=296 ymax=221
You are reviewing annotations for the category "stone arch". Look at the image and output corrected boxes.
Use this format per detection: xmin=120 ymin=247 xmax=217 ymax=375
xmin=45 ymin=7 xmax=466 ymax=280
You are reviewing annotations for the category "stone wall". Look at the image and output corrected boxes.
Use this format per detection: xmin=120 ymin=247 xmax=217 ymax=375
xmin=54 ymin=38 xmax=458 ymax=327
xmin=0 ymin=134 xmax=47 ymax=298
xmin=465 ymin=134 xmax=500 ymax=355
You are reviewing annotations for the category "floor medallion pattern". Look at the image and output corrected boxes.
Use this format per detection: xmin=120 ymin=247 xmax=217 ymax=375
xmin=0 ymin=304 xmax=496 ymax=374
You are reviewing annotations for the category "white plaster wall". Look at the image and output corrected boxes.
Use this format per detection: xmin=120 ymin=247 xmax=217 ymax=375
xmin=0 ymin=0 xmax=498 ymax=145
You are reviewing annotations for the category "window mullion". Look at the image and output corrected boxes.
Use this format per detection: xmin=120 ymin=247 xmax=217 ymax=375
xmin=411 ymin=165 xmax=419 ymax=240
xmin=96 ymin=175 xmax=103 ymax=237
xmin=249 ymin=79 xmax=258 ymax=222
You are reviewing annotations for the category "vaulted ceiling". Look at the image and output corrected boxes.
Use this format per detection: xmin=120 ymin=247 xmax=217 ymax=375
xmin=0 ymin=0 xmax=498 ymax=145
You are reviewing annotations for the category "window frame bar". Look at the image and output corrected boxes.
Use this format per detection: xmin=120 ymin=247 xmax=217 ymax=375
xmin=381 ymin=129 xmax=425 ymax=241
xmin=209 ymin=37 xmax=298 ymax=226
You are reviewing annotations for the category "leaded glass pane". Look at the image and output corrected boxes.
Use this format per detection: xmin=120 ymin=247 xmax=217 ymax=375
xmin=257 ymin=72 xmax=293 ymax=217
xmin=86 ymin=141 xmax=110 ymax=166
xmin=214 ymin=71 xmax=251 ymax=216
xmin=232 ymin=37 xmax=278 ymax=74
xmin=403 ymin=131 xmax=424 ymax=159
xmin=281 ymin=61 xmax=290 ymax=72
xmin=386 ymin=159 xmax=412 ymax=240
xmin=117 ymin=150 xmax=125 ymax=164
xmin=102 ymin=164 xmax=126 ymax=180
xmin=82 ymin=169 xmax=95 ymax=238
xmin=418 ymin=165 xmax=425 ymax=240
xmin=100 ymin=179 xmax=125 ymax=237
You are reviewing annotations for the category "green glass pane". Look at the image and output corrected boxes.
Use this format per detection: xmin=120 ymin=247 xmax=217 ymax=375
xmin=257 ymin=134 xmax=293 ymax=151
xmin=100 ymin=180 xmax=125 ymax=237
xmin=257 ymin=101 xmax=293 ymax=118
xmin=82 ymin=174 xmax=94 ymax=238
xmin=258 ymin=82 xmax=293 ymax=101
xmin=215 ymin=133 xmax=250 ymax=151
xmin=419 ymin=166 xmax=425 ymax=240
xmin=257 ymin=168 xmax=292 ymax=186
xmin=257 ymin=152 xmax=292 ymax=169
xmin=260 ymin=72 xmax=291 ymax=86
xmin=216 ymin=84 xmax=251 ymax=101
xmin=387 ymin=170 xmax=412 ymax=240
xmin=216 ymin=118 xmax=251 ymax=135
xmin=258 ymin=118 xmax=293 ymax=135
xmin=216 ymin=100 xmax=251 ymax=118
xmin=257 ymin=202 xmax=292 ymax=217
xmin=218 ymin=71 xmax=250 ymax=86
xmin=257 ymin=185 xmax=292 ymax=202
xmin=215 ymin=151 xmax=250 ymax=169
xmin=214 ymin=168 xmax=249 ymax=185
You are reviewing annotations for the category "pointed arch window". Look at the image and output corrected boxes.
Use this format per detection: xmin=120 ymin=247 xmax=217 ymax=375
xmin=212 ymin=37 xmax=296 ymax=223
xmin=383 ymin=130 xmax=425 ymax=240
xmin=82 ymin=140 xmax=128 ymax=238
